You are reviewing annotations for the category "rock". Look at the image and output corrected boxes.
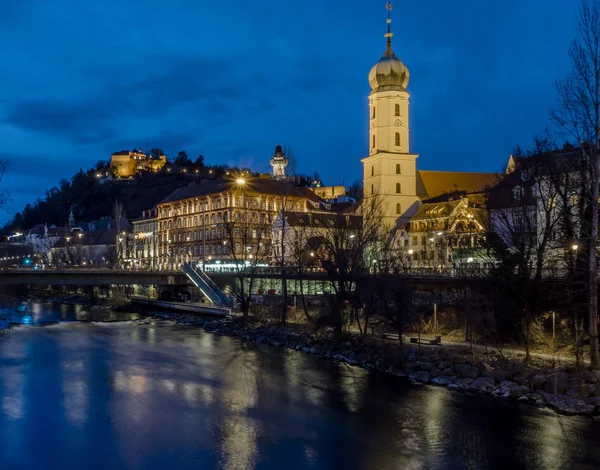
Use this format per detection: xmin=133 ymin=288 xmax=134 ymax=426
xmin=535 ymin=400 xmax=546 ymax=407
xmin=441 ymin=368 xmax=454 ymax=376
xmin=531 ymin=374 xmax=548 ymax=391
xmin=476 ymin=362 xmax=494 ymax=376
xmin=429 ymin=367 xmax=440 ymax=378
xmin=546 ymin=373 xmax=571 ymax=395
xmin=447 ymin=383 xmax=459 ymax=390
xmin=513 ymin=374 xmax=526 ymax=385
xmin=517 ymin=395 xmax=529 ymax=402
xmin=431 ymin=375 xmax=456 ymax=386
xmin=469 ymin=377 xmax=495 ymax=393
xmin=454 ymin=364 xmax=479 ymax=379
xmin=439 ymin=360 xmax=452 ymax=369
xmin=566 ymin=384 xmax=596 ymax=400
xmin=489 ymin=369 xmax=509 ymax=383
xmin=584 ymin=370 xmax=600 ymax=384
xmin=508 ymin=363 xmax=526 ymax=378
xmin=550 ymin=395 xmax=596 ymax=416
xmin=585 ymin=397 xmax=600 ymax=407
xmin=454 ymin=378 xmax=474 ymax=390
xmin=593 ymin=416 xmax=600 ymax=422
xmin=410 ymin=371 xmax=431 ymax=383
xmin=527 ymin=393 xmax=542 ymax=402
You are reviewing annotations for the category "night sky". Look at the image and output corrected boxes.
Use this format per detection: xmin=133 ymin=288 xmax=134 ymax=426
xmin=0 ymin=0 xmax=576 ymax=223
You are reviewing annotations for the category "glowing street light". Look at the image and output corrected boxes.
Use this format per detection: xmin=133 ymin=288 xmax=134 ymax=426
xmin=572 ymin=244 xmax=579 ymax=251
xmin=236 ymin=178 xmax=246 ymax=186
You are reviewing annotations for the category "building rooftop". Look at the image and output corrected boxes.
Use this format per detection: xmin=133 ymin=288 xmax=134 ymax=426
xmin=417 ymin=170 xmax=502 ymax=201
xmin=158 ymin=177 xmax=323 ymax=206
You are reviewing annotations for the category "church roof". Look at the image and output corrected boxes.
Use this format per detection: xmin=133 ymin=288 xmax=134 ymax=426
xmin=417 ymin=170 xmax=502 ymax=201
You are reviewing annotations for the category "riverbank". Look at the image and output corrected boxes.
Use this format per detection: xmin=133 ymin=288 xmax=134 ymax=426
xmin=151 ymin=311 xmax=600 ymax=420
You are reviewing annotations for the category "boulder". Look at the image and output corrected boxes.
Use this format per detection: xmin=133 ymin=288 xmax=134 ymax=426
xmin=454 ymin=378 xmax=474 ymax=390
xmin=431 ymin=375 xmax=456 ymax=386
xmin=585 ymin=397 xmax=600 ymax=407
xmin=566 ymin=384 xmax=596 ymax=400
xmin=489 ymin=369 xmax=509 ymax=383
xmin=513 ymin=374 xmax=526 ymax=385
xmin=454 ymin=364 xmax=480 ymax=379
xmin=475 ymin=362 xmax=494 ymax=377
xmin=545 ymin=373 xmax=571 ymax=395
xmin=469 ymin=377 xmax=496 ymax=393
xmin=531 ymin=374 xmax=548 ymax=391
xmin=550 ymin=395 xmax=596 ymax=416
xmin=439 ymin=360 xmax=453 ymax=369
xmin=441 ymin=368 xmax=454 ymax=376
xmin=429 ymin=367 xmax=440 ymax=378
xmin=410 ymin=371 xmax=431 ymax=383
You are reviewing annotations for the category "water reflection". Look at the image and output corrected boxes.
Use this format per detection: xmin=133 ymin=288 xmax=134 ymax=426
xmin=0 ymin=320 xmax=598 ymax=469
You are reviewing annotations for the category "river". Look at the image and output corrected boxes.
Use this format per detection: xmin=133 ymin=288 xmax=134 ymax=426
xmin=0 ymin=304 xmax=598 ymax=470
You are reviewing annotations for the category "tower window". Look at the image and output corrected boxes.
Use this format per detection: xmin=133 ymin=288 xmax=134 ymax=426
xmin=371 ymin=184 xmax=374 ymax=195
xmin=372 ymin=106 xmax=376 ymax=119
xmin=395 ymin=132 xmax=400 ymax=146
xmin=371 ymin=166 xmax=374 ymax=176
xmin=396 ymin=183 xmax=401 ymax=194
xmin=396 ymin=203 xmax=402 ymax=214
xmin=396 ymin=164 xmax=401 ymax=174
xmin=372 ymin=135 xmax=376 ymax=148
xmin=395 ymin=104 xmax=400 ymax=116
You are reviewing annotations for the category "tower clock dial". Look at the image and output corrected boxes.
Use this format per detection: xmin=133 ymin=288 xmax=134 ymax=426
xmin=394 ymin=118 xmax=403 ymax=127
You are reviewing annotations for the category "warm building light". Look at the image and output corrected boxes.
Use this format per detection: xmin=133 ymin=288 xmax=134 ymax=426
xmin=408 ymin=249 xmax=413 ymax=254
xmin=572 ymin=244 xmax=579 ymax=251
xmin=429 ymin=238 xmax=434 ymax=242
xmin=437 ymin=231 xmax=443 ymax=236
xmin=467 ymin=257 xmax=474 ymax=263
xmin=236 ymin=178 xmax=246 ymax=185
xmin=77 ymin=233 xmax=83 ymax=238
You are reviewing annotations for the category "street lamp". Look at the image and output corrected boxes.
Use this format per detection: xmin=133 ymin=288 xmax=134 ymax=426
xmin=236 ymin=178 xmax=246 ymax=186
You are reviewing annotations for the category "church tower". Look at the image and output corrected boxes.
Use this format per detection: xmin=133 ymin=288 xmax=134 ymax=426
xmin=361 ymin=3 xmax=420 ymax=229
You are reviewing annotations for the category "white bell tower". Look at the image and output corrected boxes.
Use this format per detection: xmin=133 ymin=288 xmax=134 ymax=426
xmin=361 ymin=3 xmax=420 ymax=229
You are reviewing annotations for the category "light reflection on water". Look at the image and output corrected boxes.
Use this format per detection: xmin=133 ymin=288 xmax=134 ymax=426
xmin=0 ymin=316 xmax=598 ymax=469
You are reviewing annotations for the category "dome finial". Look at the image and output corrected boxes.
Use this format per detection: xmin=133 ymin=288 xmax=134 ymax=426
xmin=385 ymin=2 xmax=394 ymax=53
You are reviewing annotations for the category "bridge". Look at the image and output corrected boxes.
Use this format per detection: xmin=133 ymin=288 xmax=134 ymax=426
xmin=0 ymin=268 xmax=188 ymax=286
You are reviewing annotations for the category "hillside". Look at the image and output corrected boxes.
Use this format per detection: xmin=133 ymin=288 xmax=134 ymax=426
xmin=4 ymin=163 xmax=229 ymax=233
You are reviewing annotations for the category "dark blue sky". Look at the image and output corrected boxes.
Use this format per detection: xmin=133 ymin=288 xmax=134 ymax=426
xmin=0 ymin=0 xmax=576 ymax=222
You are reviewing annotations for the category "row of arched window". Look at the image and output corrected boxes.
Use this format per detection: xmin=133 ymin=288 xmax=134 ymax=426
xmin=370 ymin=164 xmax=402 ymax=176
xmin=372 ymin=104 xmax=402 ymax=119
xmin=371 ymin=133 xmax=402 ymax=148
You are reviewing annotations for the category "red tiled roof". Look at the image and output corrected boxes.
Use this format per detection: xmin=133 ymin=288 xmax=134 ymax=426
xmin=417 ymin=170 xmax=503 ymax=201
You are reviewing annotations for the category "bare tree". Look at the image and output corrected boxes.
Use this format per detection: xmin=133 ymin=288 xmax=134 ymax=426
xmin=223 ymin=192 xmax=272 ymax=322
xmin=550 ymin=0 xmax=600 ymax=367
xmin=112 ymin=200 xmax=125 ymax=268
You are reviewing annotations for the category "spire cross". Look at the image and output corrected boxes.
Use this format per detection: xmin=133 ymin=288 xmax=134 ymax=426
xmin=385 ymin=2 xmax=393 ymax=47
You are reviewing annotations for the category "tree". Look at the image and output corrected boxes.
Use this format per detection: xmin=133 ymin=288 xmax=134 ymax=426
xmin=314 ymin=196 xmax=386 ymax=342
xmin=149 ymin=148 xmax=164 ymax=160
xmin=222 ymin=192 xmax=272 ymax=322
xmin=346 ymin=179 xmax=363 ymax=201
xmin=174 ymin=151 xmax=192 ymax=167
xmin=195 ymin=154 xmax=205 ymax=170
xmin=112 ymin=199 xmax=126 ymax=268
xmin=550 ymin=0 xmax=600 ymax=367
xmin=283 ymin=145 xmax=298 ymax=176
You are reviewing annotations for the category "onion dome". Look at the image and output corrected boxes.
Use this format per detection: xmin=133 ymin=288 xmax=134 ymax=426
xmin=368 ymin=3 xmax=410 ymax=91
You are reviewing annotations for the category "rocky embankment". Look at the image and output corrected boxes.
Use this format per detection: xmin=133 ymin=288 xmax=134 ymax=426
xmin=155 ymin=312 xmax=600 ymax=420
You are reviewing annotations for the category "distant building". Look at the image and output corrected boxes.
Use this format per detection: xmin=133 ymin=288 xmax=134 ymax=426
xmin=110 ymin=149 xmax=167 ymax=178
xmin=155 ymin=149 xmax=328 ymax=270
xmin=310 ymin=185 xmax=346 ymax=200
xmin=49 ymin=230 xmax=117 ymax=266
xmin=131 ymin=208 xmax=158 ymax=269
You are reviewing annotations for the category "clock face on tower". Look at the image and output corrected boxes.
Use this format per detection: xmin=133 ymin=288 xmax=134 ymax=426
xmin=394 ymin=119 xmax=403 ymax=127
